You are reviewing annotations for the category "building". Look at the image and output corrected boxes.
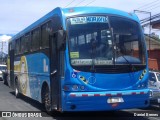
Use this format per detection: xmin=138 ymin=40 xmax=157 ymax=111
xmin=147 ymin=19 xmax=160 ymax=70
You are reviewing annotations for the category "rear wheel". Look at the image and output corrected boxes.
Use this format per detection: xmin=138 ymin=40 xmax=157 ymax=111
xmin=44 ymin=86 xmax=52 ymax=114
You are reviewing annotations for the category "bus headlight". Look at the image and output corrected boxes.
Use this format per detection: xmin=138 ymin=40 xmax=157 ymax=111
xmin=63 ymin=85 xmax=70 ymax=91
xmin=63 ymin=84 xmax=86 ymax=91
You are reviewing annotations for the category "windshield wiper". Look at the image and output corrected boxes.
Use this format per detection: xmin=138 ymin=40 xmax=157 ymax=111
xmin=121 ymin=55 xmax=136 ymax=72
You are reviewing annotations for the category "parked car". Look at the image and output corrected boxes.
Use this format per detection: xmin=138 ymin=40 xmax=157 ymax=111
xmin=0 ymin=64 xmax=7 ymax=81
xmin=149 ymin=70 xmax=160 ymax=106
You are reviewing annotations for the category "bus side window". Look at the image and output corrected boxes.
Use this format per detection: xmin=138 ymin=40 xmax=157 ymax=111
xmin=24 ymin=33 xmax=30 ymax=52
xmin=9 ymin=43 xmax=11 ymax=52
xmin=21 ymin=36 xmax=25 ymax=54
xmin=31 ymin=28 xmax=40 ymax=51
xmin=15 ymin=39 xmax=21 ymax=55
xmin=41 ymin=21 xmax=52 ymax=48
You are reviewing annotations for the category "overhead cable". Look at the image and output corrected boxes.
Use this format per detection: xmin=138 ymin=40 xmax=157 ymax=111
xmin=64 ymin=0 xmax=75 ymax=8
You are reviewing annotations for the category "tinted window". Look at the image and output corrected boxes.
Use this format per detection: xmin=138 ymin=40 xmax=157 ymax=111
xmin=31 ymin=28 xmax=40 ymax=51
xmin=109 ymin=16 xmax=145 ymax=64
xmin=41 ymin=21 xmax=52 ymax=48
xmin=21 ymin=36 xmax=25 ymax=53
xmin=15 ymin=39 xmax=21 ymax=55
xmin=24 ymin=33 xmax=30 ymax=52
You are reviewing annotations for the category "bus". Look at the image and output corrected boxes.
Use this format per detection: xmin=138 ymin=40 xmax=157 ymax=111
xmin=8 ymin=7 xmax=150 ymax=112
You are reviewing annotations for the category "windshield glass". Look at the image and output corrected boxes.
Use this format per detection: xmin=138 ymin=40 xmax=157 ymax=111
xmin=156 ymin=73 xmax=160 ymax=81
xmin=109 ymin=16 xmax=145 ymax=65
xmin=67 ymin=15 xmax=146 ymax=71
xmin=67 ymin=16 xmax=113 ymax=66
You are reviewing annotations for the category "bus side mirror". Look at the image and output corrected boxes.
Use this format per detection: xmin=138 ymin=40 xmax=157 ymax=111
xmin=57 ymin=30 xmax=66 ymax=51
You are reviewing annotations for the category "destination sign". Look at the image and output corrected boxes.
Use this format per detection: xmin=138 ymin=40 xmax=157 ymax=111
xmin=70 ymin=16 xmax=108 ymax=25
xmin=71 ymin=59 xmax=113 ymax=66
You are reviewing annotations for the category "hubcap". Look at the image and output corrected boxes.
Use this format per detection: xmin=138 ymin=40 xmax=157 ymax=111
xmin=15 ymin=88 xmax=18 ymax=96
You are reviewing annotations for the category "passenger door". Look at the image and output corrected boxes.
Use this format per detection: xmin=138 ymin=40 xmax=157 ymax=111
xmin=49 ymin=33 xmax=61 ymax=110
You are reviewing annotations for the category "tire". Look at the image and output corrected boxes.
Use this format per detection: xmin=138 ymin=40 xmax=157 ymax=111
xmin=3 ymin=79 xmax=7 ymax=85
xmin=15 ymin=79 xmax=20 ymax=98
xmin=44 ymin=86 xmax=52 ymax=114
xmin=3 ymin=73 xmax=8 ymax=86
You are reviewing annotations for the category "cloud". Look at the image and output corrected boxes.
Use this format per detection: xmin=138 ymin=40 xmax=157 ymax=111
xmin=0 ymin=34 xmax=12 ymax=42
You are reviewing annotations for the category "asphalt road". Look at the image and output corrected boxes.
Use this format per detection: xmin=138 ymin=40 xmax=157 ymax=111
xmin=0 ymin=81 xmax=160 ymax=120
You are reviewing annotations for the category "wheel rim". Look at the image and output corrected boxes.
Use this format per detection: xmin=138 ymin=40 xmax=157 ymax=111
xmin=15 ymin=87 xmax=18 ymax=96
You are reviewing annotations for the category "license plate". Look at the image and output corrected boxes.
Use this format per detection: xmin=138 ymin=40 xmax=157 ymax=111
xmin=107 ymin=97 xmax=124 ymax=103
xmin=158 ymin=98 xmax=160 ymax=103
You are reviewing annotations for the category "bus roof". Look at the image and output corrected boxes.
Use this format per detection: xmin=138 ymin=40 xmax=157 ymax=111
xmin=11 ymin=6 xmax=139 ymax=41
xmin=62 ymin=7 xmax=139 ymax=21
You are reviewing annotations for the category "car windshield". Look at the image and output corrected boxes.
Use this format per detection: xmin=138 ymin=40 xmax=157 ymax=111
xmin=67 ymin=15 xmax=146 ymax=72
xmin=156 ymin=73 xmax=160 ymax=81
xmin=0 ymin=66 xmax=6 ymax=71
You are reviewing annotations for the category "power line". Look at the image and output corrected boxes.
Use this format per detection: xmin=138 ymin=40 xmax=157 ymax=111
xmin=141 ymin=1 xmax=160 ymax=11
xmin=146 ymin=4 xmax=160 ymax=11
xmin=141 ymin=13 xmax=160 ymax=26
xmin=136 ymin=0 xmax=160 ymax=10
xmin=64 ymin=0 xmax=75 ymax=8
xmin=85 ymin=0 xmax=96 ymax=6
xmin=75 ymin=0 xmax=86 ymax=7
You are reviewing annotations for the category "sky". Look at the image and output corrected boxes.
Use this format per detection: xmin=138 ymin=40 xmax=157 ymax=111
xmin=0 ymin=0 xmax=160 ymax=53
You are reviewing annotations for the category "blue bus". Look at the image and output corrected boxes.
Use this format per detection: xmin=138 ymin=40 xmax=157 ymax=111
xmin=8 ymin=7 xmax=149 ymax=112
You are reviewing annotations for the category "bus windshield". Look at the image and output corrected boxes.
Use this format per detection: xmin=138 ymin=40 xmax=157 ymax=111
xmin=67 ymin=16 xmax=146 ymax=68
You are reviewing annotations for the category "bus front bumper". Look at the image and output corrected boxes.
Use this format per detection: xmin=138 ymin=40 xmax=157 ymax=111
xmin=63 ymin=89 xmax=150 ymax=111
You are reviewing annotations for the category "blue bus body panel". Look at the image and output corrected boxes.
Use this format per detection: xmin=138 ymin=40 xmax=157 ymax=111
xmin=26 ymin=53 xmax=50 ymax=101
xmin=64 ymin=89 xmax=149 ymax=111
